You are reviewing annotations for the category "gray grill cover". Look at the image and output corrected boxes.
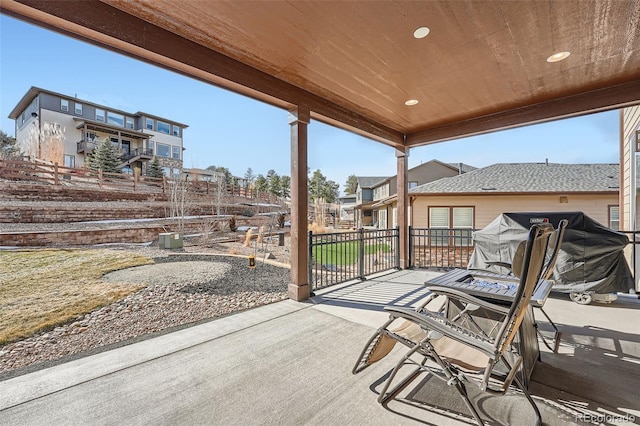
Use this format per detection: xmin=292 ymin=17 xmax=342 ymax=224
xmin=467 ymin=212 xmax=633 ymax=294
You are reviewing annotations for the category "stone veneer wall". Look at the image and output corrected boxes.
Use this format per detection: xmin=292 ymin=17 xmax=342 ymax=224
xmin=0 ymin=226 xmax=167 ymax=247
xmin=1 ymin=206 xmax=167 ymax=223
xmin=0 ymin=182 xmax=168 ymax=202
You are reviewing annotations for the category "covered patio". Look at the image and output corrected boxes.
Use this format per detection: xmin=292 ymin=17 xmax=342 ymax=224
xmin=1 ymin=2 xmax=639 ymax=424
xmin=1 ymin=269 xmax=638 ymax=425
xmin=2 ymin=0 xmax=639 ymax=301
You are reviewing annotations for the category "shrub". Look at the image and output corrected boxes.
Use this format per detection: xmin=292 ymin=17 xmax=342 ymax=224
xmin=244 ymin=228 xmax=253 ymax=247
xmin=229 ymin=215 xmax=237 ymax=232
xmin=308 ymin=221 xmax=326 ymax=234
xmin=257 ymin=226 xmax=264 ymax=244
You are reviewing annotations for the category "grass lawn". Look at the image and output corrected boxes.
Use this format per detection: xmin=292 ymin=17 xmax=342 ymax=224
xmin=312 ymin=241 xmax=391 ymax=266
xmin=0 ymin=249 xmax=152 ymax=346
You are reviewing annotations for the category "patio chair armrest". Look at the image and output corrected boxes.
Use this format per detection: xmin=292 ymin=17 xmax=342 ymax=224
xmin=425 ymin=286 xmax=510 ymax=315
xmin=383 ymin=306 xmax=496 ymax=356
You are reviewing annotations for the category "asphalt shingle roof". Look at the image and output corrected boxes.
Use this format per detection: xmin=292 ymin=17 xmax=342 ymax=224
xmin=445 ymin=162 xmax=477 ymax=173
xmin=356 ymin=176 xmax=388 ymax=189
xmin=409 ymin=163 xmax=619 ymax=194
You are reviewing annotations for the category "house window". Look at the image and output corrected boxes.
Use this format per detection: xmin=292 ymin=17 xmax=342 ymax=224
xmin=148 ymin=141 xmax=154 ymax=155
xmin=172 ymin=125 xmax=180 ymax=137
xmin=146 ymin=118 xmax=154 ymax=130
xmin=110 ymin=137 xmax=120 ymax=149
xmin=157 ymin=121 xmax=170 ymax=134
xmin=60 ymin=99 xmax=69 ymax=112
xmin=125 ymin=117 xmax=134 ymax=129
xmin=86 ymin=132 xmax=97 ymax=142
xmin=157 ymin=143 xmax=170 ymax=158
xmin=121 ymin=140 xmax=131 ymax=155
xmin=107 ymin=112 xmax=124 ymax=127
xmin=429 ymin=206 xmax=474 ymax=245
xmin=172 ymin=145 xmax=180 ymax=159
xmin=609 ymin=205 xmax=619 ymax=231
xmin=162 ymin=166 xmax=171 ymax=176
xmin=409 ymin=181 xmax=418 ymax=189
xmin=96 ymin=109 xmax=105 ymax=122
xmin=74 ymin=103 xmax=83 ymax=115
xmin=63 ymin=155 xmax=75 ymax=168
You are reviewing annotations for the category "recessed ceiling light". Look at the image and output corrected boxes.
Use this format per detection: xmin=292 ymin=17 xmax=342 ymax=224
xmin=405 ymin=99 xmax=419 ymax=106
xmin=413 ymin=27 xmax=430 ymax=39
xmin=547 ymin=51 xmax=570 ymax=63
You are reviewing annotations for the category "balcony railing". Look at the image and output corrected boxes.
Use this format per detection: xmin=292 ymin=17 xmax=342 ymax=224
xmin=77 ymin=140 xmax=97 ymax=154
xmin=120 ymin=148 xmax=154 ymax=161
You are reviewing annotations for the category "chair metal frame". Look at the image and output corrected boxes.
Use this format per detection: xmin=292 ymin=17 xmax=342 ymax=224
xmin=484 ymin=219 xmax=568 ymax=352
xmin=353 ymin=223 xmax=556 ymax=426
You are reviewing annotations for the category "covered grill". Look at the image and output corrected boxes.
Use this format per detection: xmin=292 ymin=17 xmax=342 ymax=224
xmin=468 ymin=212 xmax=634 ymax=299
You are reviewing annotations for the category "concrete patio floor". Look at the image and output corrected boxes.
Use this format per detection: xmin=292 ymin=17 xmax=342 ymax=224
xmin=1 ymin=269 xmax=639 ymax=425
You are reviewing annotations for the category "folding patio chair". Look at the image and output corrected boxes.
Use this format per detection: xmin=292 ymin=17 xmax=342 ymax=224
xmin=353 ymin=223 xmax=555 ymax=426
xmin=483 ymin=219 xmax=568 ymax=352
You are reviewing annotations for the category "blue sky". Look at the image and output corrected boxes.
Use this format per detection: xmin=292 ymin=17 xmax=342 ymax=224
xmin=0 ymin=15 xmax=621 ymax=193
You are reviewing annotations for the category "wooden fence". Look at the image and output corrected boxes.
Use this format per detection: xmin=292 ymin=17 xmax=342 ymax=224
xmin=0 ymin=158 xmax=283 ymax=204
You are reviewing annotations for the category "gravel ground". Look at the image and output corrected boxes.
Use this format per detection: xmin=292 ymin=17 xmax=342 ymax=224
xmin=0 ymin=255 xmax=290 ymax=380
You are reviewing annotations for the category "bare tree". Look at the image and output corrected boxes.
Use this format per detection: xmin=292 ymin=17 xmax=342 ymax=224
xmin=168 ymin=171 xmax=192 ymax=233
xmin=214 ymin=172 xmax=226 ymax=216
xmin=25 ymin=122 xmax=65 ymax=163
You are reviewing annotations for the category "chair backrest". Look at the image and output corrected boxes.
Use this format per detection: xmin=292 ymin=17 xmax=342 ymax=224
xmin=511 ymin=218 xmax=567 ymax=280
xmin=541 ymin=219 xmax=568 ymax=280
xmin=495 ymin=223 xmax=555 ymax=354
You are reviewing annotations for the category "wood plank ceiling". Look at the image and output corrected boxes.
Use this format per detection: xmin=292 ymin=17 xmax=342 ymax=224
xmin=3 ymin=0 xmax=640 ymax=149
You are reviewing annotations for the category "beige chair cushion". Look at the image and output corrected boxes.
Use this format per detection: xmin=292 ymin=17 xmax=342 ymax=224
xmin=431 ymin=336 xmax=490 ymax=372
xmin=390 ymin=319 xmax=489 ymax=372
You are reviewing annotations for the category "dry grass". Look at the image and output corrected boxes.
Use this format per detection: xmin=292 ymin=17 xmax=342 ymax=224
xmin=0 ymin=249 xmax=152 ymax=345
xmin=244 ymin=229 xmax=253 ymax=247
xmin=308 ymin=222 xmax=327 ymax=234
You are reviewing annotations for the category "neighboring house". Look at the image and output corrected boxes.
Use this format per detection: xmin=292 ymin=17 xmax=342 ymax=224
xmin=409 ymin=162 xmax=621 ymax=236
xmin=338 ymin=194 xmax=357 ymax=225
xmin=621 ymin=105 xmax=640 ymax=233
xmin=184 ymin=168 xmax=226 ymax=182
xmin=353 ymin=176 xmax=388 ymax=227
xmin=366 ymin=160 xmax=475 ymax=228
xmin=620 ymin=105 xmax=640 ymax=291
xmin=8 ymin=87 xmax=187 ymax=176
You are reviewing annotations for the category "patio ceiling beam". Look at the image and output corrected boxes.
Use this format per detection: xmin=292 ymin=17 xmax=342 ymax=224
xmin=1 ymin=0 xmax=404 ymax=149
xmin=406 ymin=79 xmax=640 ymax=147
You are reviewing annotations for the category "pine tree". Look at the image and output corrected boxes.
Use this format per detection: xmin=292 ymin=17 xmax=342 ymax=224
xmin=0 ymin=130 xmax=21 ymax=159
xmin=147 ymin=156 xmax=164 ymax=178
xmin=344 ymin=174 xmax=358 ymax=195
xmin=87 ymin=138 xmax=121 ymax=173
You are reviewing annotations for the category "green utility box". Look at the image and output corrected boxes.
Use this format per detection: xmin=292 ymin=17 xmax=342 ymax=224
xmin=159 ymin=232 xmax=183 ymax=249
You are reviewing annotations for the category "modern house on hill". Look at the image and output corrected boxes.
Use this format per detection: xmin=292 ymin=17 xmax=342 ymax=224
xmin=409 ymin=162 xmax=621 ymax=232
xmin=8 ymin=87 xmax=187 ymax=176
xmin=355 ymin=160 xmax=475 ymax=228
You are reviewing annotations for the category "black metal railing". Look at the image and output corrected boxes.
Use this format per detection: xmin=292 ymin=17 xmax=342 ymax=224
xmin=309 ymin=227 xmax=400 ymax=290
xmin=409 ymin=227 xmax=477 ymax=270
xmin=120 ymin=148 xmax=154 ymax=160
xmin=620 ymin=231 xmax=640 ymax=283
